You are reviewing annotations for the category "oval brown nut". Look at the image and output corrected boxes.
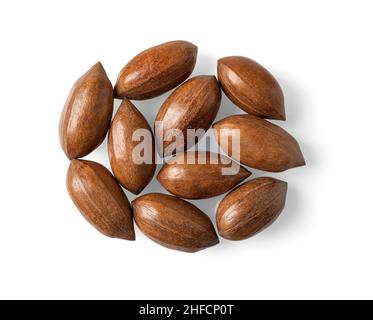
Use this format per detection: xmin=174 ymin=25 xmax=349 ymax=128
xmin=132 ymin=193 xmax=219 ymax=252
xmin=108 ymin=98 xmax=156 ymax=194
xmin=157 ymin=152 xmax=251 ymax=199
xmin=217 ymin=177 xmax=288 ymax=240
xmin=66 ymin=159 xmax=135 ymax=240
xmin=114 ymin=40 xmax=197 ymax=100
xmin=213 ymin=114 xmax=305 ymax=172
xmin=218 ymin=56 xmax=285 ymax=120
xmin=155 ymin=75 xmax=221 ymax=156
xmin=59 ymin=62 xmax=114 ymax=159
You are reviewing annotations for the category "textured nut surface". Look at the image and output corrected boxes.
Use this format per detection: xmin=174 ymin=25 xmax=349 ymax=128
xmin=155 ymin=75 xmax=221 ymax=156
xmin=217 ymin=177 xmax=288 ymax=240
xmin=157 ymin=152 xmax=251 ymax=199
xmin=218 ymin=56 xmax=285 ymax=120
xmin=114 ymin=40 xmax=197 ymax=100
xmin=213 ymin=114 xmax=305 ymax=172
xmin=66 ymin=159 xmax=135 ymax=240
xmin=132 ymin=193 xmax=219 ymax=252
xmin=59 ymin=62 xmax=114 ymax=159
xmin=108 ymin=98 xmax=156 ymax=194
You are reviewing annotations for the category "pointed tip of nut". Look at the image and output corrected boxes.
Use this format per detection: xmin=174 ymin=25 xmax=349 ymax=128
xmin=93 ymin=61 xmax=104 ymax=69
xmin=88 ymin=61 xmax=108 ymax=78
xmin=89 ymin=61 xmax=102 ymax=71
xmin=241 ymin=166 xmax=252 ymax=179
xmin=292 ymin=148 xmax=306 ymax=169
xmin=298 ymin=156 xmax=306 ymax=167
xmin=175 ymin=39 xmax=198 ymax=54
xmin=156 ymin=168 xmax=164 ymax=182
xmin=112 ymin=229 xmax=136 ymax=241
xmin=131 ymin=198 xmax=139 ymax=208
xmin=270 ymin=100 xmax=286 ymax=120
xmin=275 ymin=109 xmax=286 ymax=121
xmin=119 ymin=231 xmax=136 ymax=241
xmin=105 ymin=220 xmax=136 ymax=241
xmin=113 ymin=85 xmax=123 ymax=99
xmin=68 ymin=158 xmax=83 ymax=170
xmin=129 ymin=187 xmax=144 ymax=196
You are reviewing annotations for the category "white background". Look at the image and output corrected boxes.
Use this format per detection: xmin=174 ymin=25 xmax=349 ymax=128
xmin=0 ymin=0 xmax=372 ymax=300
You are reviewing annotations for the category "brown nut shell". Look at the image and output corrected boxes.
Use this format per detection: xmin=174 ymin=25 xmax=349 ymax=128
xmin=132 ymin=193 xmax=219 ymax=252
xmin=217 ymin=177 xmax=288 ymax=240
xmin=157 ymin=152 xmax=251 ymax=199
xmin=218 ymin=56 xmax=285 ymax=120
xmin=213 ymin=114 xmax=305 ymax=172
xmin=114 ymin=40 xmax=197 ymax=100
xmin=59 ymin=62 xmax=114 ymax=159
xmin=155 ymin=75 xmax=221 ymax=156
xmin=66 ymin=159 xmax=135 ymax=240
xmin=108 ymin=99 xmax=156 ymax=194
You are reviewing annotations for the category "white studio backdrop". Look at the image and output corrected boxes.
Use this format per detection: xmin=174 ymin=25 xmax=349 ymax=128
xmin=0 ymin=0 xmax=372 ymax=299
